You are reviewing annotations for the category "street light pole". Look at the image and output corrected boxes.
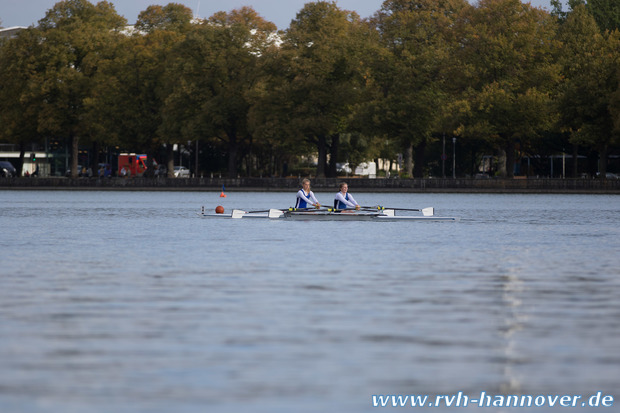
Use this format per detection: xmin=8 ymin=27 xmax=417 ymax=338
xmin=452 ymin=137 xmax=456 ymax=179
xmin=562 ymin=149 xmax=565 ymax=179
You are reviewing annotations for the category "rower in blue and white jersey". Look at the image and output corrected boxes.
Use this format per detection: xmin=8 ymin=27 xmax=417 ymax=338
xmin=334 ymin=182 xmax=360 ymax=210
xmin=295 ymin=178 xmax=321 ymax=209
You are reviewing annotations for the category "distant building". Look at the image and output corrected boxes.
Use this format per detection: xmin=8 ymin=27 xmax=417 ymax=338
xmin=0 ymin=26 xmax=27 ymax=40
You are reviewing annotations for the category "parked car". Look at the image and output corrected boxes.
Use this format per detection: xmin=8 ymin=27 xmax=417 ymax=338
xmin=0 ymin=161 xmax=17 ymax=177
xmin=174 ymin=166 xmax=190 ymax=178
xmin=336 ymin=162 xmax=352 ymax=174
xmin=595 ymin=172 xmax=619 ymax=179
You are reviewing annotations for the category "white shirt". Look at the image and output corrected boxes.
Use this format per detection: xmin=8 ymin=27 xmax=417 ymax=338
xmin=334 ymin=192 xmax=358 ymax=208
xmin=296 ymin=189 xmax=320 ymax=208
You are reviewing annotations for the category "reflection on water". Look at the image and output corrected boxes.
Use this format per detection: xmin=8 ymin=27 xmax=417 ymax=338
xmin=0 ymin=191 xmax=618 ymax=412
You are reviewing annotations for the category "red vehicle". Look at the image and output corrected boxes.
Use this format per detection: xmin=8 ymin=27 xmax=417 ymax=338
xmin=118 ymin=153 xmax=153 ymax=177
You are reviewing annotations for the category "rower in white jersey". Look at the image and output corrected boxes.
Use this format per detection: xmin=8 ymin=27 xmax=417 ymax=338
xmin=295 ymin=178 xmax=321 ymax=209
xmin=334 ymin=182 xmax=360 ymax=210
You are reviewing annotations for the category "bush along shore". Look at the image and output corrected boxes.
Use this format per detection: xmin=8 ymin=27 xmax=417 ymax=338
xmin=1 ymin=177 xmax=619 ymax=194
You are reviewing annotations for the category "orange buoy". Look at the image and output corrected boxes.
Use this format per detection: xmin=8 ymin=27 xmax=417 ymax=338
xmin=219 ymin=191 xmax=226 ymax=198
xmin=215 ymin=205 xmax=224 ymax=214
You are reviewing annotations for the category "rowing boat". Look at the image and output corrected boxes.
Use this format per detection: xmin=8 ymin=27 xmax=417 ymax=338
xmin=198 ymin=207 xmax=460 ymax=221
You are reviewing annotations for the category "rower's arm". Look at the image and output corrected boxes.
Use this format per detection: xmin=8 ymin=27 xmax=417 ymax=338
xmin=298 ymin=190 xmax=320 ymax=206
xmin=308 ymin=191 xmax=321 ymax=206
xmin=335 ymin=192 xmax=356 ymax=208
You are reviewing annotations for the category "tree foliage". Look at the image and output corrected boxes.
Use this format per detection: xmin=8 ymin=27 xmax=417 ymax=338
xmin=556 ymin=4 xmax=620 ymax=177
xmin=452 ymin=0 xmax=561 ymax=177
xmin=135 ymin=3 xmax=194 ymax=33
xmin=275 ymin=1 xmax=374 ymax=178
xmin=32 ymin=0 xmax=126 ymax=177
xmin=0 ymin=28 xmax=45 ymax=175
xmin=372 ymin=0 xmax=469 ymax=177
xmin=161 ymin=7 xmax=277 ymax=178
xmin=1 ymin=0 xmax=619 ymax=179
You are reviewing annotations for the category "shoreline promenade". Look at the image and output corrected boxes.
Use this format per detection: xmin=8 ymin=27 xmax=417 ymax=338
xmin=1 ymin=176 xmax=619 ymax=194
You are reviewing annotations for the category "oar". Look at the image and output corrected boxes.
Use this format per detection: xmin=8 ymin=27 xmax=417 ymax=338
xmin=231 ymin=209 xmax=247 ymax=219
xmin=270 ymin=207 xmax=321 ymax=219
xmin=268 ymin=209 xmax=284 ymax=218
xmin=231 ymin=207 xmax=317 ymax=219
xmin=325 ymin=207 xmax=370 ymax=212
xmin=232 ymin=207 xmax=307 ymax=215
xmin=232 ymin=208 xmax=285 ymax=219
xmin=361 ymin=205 xmax=435 ymax=216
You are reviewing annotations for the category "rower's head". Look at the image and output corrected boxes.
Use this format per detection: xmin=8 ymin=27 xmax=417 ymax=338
xmin=301 ymin=178 xmax=311 ymax=190
xmin=339 ymin=182 xmax=348 ymax=192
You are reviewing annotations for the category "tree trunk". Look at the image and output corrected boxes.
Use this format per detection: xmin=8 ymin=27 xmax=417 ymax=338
xmin=71 ymin=133 xmax=79 ymax=179
xmin=327 ymin=134 xmax=339 ymax=178
xmin=18 ymin=143 xmax=26 ymax=177
xmin=166 ymin=144 xmax=174 ymax=178
xmin=404 ymin=141 xmax=413 ymax=178
xmin=506 ymin=138 xmax=515 ymax=178
xmin=316 ymin=134 xmax=327 ymax=178
xmin=246 ymin=136 xmax=253 ymax=177
xmin=497 ymin=147 xmax=507 ymax=177
xmin=227 ymin=134 xmax=238 ymax=178
xmin=413 ymin=140 xmax=426 ymax=178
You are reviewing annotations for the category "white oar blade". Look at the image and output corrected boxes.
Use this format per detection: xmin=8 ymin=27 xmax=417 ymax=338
xmin=422 ymin=207 xmax=434 ymax=216
xmin=268 ymin=209 xmax=284 ymax=219
xmin=231 ymin=209 xmax=246 ymax=219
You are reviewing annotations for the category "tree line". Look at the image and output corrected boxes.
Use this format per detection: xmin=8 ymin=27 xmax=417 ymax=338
xmin=1 ymin=0 xmax=619 ymax=179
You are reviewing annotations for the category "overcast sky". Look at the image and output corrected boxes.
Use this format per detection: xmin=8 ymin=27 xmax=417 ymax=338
xmin=1 ymin=0 xmax=566 ymax=30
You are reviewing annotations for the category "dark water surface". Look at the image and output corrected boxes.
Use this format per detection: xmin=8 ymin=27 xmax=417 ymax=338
xmin=1 ymin=191 xmax=618 ymax=412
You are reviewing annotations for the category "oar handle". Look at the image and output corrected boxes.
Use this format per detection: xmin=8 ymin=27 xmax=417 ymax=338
xmin=361 ymin=205 xmax=425 ymax=212
xmin=242 ymin=207 xmax=317 ymax=214
xmin=326 ymin=206 xmax=367 ymax=212
xmin=231 ymin=205 xmax=322 ymax=213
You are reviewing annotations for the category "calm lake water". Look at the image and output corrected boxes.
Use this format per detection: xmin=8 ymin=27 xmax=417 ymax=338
xmin=0 ymin=190 xmax=618 ymax=412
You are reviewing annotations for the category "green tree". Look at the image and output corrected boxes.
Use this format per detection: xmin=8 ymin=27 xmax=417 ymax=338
xmin=556 ymin=4 xmax=620 ymax=178
xmin=90 ymin=3 xmax=193 ymax=177
xmin=162 ymin=7 xmax=277 ymax=178
xmin=453 ymin=0 xmax=560 ymax=177
xmin=0 ymin=28 xmax=45 ymax=176
xmin=135 ymin=3 xmax=194 ymax=33
xmin=584 ymin=0 xmax=620 ymax=33
xmin=553 ymin=0 xmax=620 ymax=32
xmin=246 ymin=45 xmax=305 ymax=177
xmin=372 ymin=0 xmax=469 ymax=178
xmin=35 ymin=0 xmax=126 ymax=178
xmin=278 ymin=1 xmax=371 ymax=178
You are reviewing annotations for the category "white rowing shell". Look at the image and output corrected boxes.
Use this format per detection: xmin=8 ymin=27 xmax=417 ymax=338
xmin=198 ymin=208 xmax=459 ymax=221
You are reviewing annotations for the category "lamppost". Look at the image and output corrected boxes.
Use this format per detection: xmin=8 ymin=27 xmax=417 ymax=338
xmin=562 ymin=148 xmax=565 ymax=179
xmin=452 ymin=137 xmax=456 ymax=179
